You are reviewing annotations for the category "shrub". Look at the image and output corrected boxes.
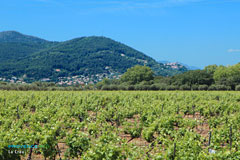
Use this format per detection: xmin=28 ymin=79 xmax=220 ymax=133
xmin=134 ymin=85 xmax=150 ymax=90
xmin=208 ymin=85 xmax=216 ymax=91
xmin=235 ymin=85 xmax=240 ymax=91
xmin=134 ymin=85 xmax=142 ymax=90
xmin=96 ymin=83 xmax=103 ymax=90
xmin=127 ymin=85 xmax=135 ymax=90
xmin=139 ymin=80 xmax=153 ymax=85
xmin=191 ymin=85 xmax=199 ymax=90
xmin=109 ymin=85 xmax=119 ymax=90
xmin=118 ymin=85 xmax=127 ymax=90
xmin=208 ymin=85 xmax=231 ymax=91
xmin=50 ymin=87 xmax=57 ymax=91
xmin=101 ymin=85 xmax=111 ymax=90
xmin=166 ymin=85 xmax=179 ymax=90
xmin=216 ymin=85 xmax=231 ymax=90
xmin=142 ymin=85 xmax=151 ymax=90
xmin=150 ymin=84 xmax=159 ymax=90
xmin=198 ymin=85 xmax=208 ymax=91
xmin=159 ymin=85 xmax=167 ymax=90
xmin=153 ymin=83 xmax=167 ymax=90
xmin=180 ymin=85 xmax=191 ymax=90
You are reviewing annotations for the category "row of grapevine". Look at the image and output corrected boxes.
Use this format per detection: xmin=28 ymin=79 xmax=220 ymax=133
xmin=0 ymin=91 xmax=240 ymax=159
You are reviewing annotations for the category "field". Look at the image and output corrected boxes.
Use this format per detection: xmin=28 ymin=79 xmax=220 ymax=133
xmin=0 ymin=91 xmax=240 ymax=160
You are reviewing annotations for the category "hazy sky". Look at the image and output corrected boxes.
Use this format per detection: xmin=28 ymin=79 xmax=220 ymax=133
xmin=1 ymin=0 xmax=240 ymax=68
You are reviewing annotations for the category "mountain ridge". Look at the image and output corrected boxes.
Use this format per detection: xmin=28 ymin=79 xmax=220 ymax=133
xmin=0 ymin=31 xmax=188 ymax=83
xmin=0 ymin=31 xmax=59 ymax=63
xmin=0 ymin=31 xmax=50 ymax=43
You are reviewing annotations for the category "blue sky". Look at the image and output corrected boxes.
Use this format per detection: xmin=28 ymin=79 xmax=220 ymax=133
xmin=1 ymin=0 xmax=240 ymax=68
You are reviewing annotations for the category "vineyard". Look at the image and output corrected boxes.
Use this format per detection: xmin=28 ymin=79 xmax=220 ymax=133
xmin=0 ymin=91 xmax=240 ymax=160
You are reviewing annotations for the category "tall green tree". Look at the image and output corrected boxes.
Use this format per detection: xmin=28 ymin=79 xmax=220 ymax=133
xmin=171 ymin=70 xmax=213 ymax=87
xmin=120 ymin=65 xmax=154 ymax=85
xmin=214 ymin=63 xmax=240 ymax=89
xmin=204 ymin=64 xmax=218 ymax=75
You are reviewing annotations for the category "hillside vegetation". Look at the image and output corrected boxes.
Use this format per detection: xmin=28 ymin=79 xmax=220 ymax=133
xmin=0 ymin=31 xmax=58 ymax=63
xmin=0 ymin=31 xmax=187 ymax=81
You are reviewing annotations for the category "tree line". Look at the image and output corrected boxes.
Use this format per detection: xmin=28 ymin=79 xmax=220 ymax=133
xmin=96 ymin=64 xmax=240 ymax=91
xmin=0 ymin=63 xmax=240 ymax=91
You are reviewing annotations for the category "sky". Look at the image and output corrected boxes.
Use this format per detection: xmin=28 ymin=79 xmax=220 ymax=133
xmin=1 ymin=0 xmax=240 ymax=68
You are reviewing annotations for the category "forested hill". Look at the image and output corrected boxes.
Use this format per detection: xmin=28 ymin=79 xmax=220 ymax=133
xmin=0 ymin=31 xmax=49 ymax=43
xmin=0 ymin=31 xmax=187 ymax=82
xmin=0 ymin=31 xmax=58 ymax=62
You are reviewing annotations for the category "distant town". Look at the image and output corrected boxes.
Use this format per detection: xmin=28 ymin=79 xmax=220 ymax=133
xmin=0 ymin=63 xmax=185 ymax=85
xmin=0 ymin=72 xmax=121 ymax=86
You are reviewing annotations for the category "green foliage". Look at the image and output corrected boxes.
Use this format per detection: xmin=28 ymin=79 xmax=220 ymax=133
xmin=191 ymin=84 xmax=199 ymax=90
xmin=0 ymin=31 xmax=49 ymax=43
xmin=134 ymin=84 xmax=151 ymax=90
xmin=198 ymin=84 xmax=208 ymax=90
xmin=213 ymin=63 xmax=240 ymax=89
xmin=208 ymin=85 xmax=231 ymax=91
xmin=154 ymin=83 xmax=167 ymax=90
xmin=235 ymin=85 xmax=240 ymax=91
xmin=83 ymin=142 xmax=125 ymax=160
xmin=0 ymin=31 xmax=57 ymax=64
xmin=65 ymin=131 xmax=90 ymax=158
xmin=179 ymin=84 xmax=191 ymax=90
xmin=142 ymin=125 xmax=156 ymax=142
xmin=123 ymin=121 xmax=143 ymax=139
xmin=166 ymin=85 xmax=179 ymax=90
xmin=97 ymin=63 xmax=240 ymax=91
xmin=120 ymin=65 xmax=154 ymax=84
xmin=96 ymin=78 xmax=112 ymax=89
xmin=204 ymin=64 xmax=218 ymax=74
xmin=1 ymin=91 xmax=240 ymax=159
xmin=171 ymin=70 xmax=213 ymax=87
